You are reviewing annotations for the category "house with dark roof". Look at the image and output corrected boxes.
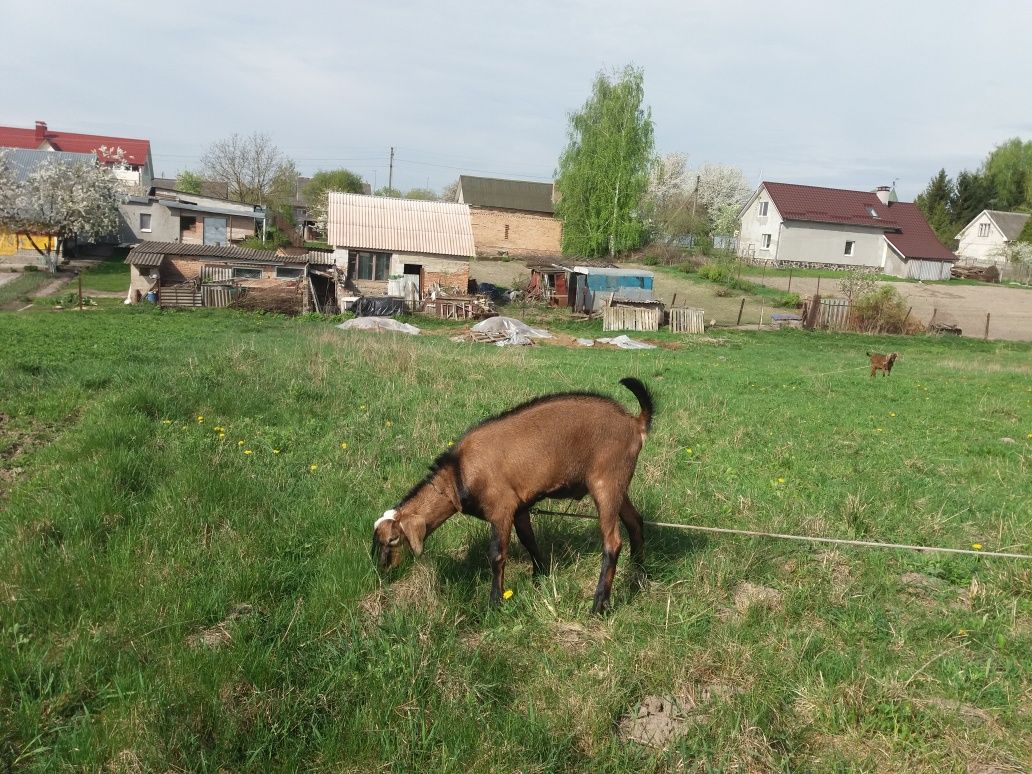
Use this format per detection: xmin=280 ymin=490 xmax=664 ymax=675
xmin=738 ymin=182 xmax=957 ymax=280
xmin=456 ymin=175 xmax=562 ymax=258
xmin=326 ymin=192 xmax=476 ymax=303
xmin=0 ymin=121 xmax=153 ymax=192
xmin=955 ymin=210 xmax=1030 ymax=263
xmin=118 ymin=185 xmax=265 ymax=247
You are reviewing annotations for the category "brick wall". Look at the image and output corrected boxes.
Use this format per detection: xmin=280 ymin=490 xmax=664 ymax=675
xmin=470 ymin=207 xmax=562 ymax=258
xmin=422 ymin=265 xmax=469 ymax=294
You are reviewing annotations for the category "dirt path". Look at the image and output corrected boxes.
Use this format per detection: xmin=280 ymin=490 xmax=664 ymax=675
xmin=748 ymin=275 xmax=1032 ymax=341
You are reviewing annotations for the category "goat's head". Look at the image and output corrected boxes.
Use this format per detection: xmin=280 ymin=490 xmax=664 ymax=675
xmin=887 ymin=352 xmax=898 ymax=368
xmin=373 ymin=459 xmax=464 ymax=571
xmin=372 ymin=509 xmax=423 ymax=570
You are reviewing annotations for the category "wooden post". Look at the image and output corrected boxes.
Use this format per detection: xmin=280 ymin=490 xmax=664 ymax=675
xmin=77 ymin=274 xmax=83 ymax=311
xmin=758 ymin=302 xmax=764 ymax=329
xmin=815 ymin=276 xmax=821 ymax=296
xmin=902 ymin=306 xmax=912 ymax=328
xmin=736 ymin=297 xmax=745 ymax=326
xmin=929 ymin=307 xmax=937 ymax=328
xmin=787 ymin=268 xmax=793 ymax=294
xmin=671 ymin=292 xmax=678 ymax=308
xmin=984 ymin=312 xmax=990 ymax=341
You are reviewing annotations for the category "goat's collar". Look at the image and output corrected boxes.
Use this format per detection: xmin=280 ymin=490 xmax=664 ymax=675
xmin=373 ymin=509 xmax=397 ymax=530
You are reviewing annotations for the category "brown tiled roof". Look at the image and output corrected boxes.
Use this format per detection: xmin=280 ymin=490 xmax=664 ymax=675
xmin=763 ymin=182 xmax=900 ymax=228
xmin=125 ymin=241 xmax=334 ymax=266
xmin=882 ymin=203 xmax=958 ymax=262
xmin=0 ymin=122 xmax=150 ymax=165
xmin=763 ymin=182 xmax=956 ymax=262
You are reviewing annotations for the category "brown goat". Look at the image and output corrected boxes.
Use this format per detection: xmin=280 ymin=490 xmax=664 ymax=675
xmin=372 ymin=378 xmax=654 ymax=613
xmin=867 ymin=351 xmax=898 ymax=377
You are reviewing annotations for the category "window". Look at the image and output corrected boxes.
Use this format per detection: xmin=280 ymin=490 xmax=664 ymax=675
xmin=276 ymin=266 xmax=304 ymax=279
xmin=978 ymin=223 xmax=990 ymax=238
xmin=181 ymin=215 xmax=197 ymax=230
xmin=139 ymin=213 xmax=152 ymax=232
xmin=761 ymin=233 xmax=771 ymax=249
xmin=355 ymin=251 xmax=390 ymax=281
xmin=232 ymin=266 xmax=261 ymax=279
xmin=758 ymin=201 xmax=769 ymax=216
xmin=844 ymin=241 xmax=855 ymax=256
xmin=866 ymin=206 xmax=879 ymax=218
xmin=504 ymin=224 xmax=510 ymax=240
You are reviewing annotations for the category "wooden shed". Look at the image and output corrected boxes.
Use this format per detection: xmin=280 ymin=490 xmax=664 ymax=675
xmin=125 ymin=241 xmax=336 ymax=313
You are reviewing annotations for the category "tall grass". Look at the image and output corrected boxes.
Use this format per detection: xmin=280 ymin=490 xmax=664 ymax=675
xmin=1 ymin=307 xmax=1030 ymax=771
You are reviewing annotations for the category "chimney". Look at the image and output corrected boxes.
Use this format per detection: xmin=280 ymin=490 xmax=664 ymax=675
xmin=874 ymin=186 xmax=892 ymax=206
xmin=34 ymin=121 xmax=47 ymax=141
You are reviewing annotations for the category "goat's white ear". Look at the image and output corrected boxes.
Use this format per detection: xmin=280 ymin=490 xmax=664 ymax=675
xmin=399 ymin=519 xmax=427 ymax=556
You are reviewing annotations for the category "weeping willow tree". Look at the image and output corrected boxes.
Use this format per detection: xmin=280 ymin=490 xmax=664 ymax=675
xmin=555 ymin=65 xmax=655 ymax=258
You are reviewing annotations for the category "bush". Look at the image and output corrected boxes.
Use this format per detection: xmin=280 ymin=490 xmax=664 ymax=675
xmin=852 ymin=286 xmax=910 ymax=333
xmin=776 ymin=292 xmax=801 ymax=308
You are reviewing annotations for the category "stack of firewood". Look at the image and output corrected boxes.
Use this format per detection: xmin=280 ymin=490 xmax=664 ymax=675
xmin=951 ymin=264 xmax=1000 ymax=283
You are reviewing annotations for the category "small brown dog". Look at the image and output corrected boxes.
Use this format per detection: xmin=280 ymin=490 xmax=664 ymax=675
xmin=867 ymin=351 xmax=898 ymax=377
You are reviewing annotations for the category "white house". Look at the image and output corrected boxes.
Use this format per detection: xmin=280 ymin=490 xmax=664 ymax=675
xmin=118 ymin=185 xmax=266 ymax=247
xmin=326 ymin=193 xmax=475 ymax=303
xmin=955 ymin=210 xmax=1030 ymax=263
xmin=738 ymin=182 xmax=957 ymax=280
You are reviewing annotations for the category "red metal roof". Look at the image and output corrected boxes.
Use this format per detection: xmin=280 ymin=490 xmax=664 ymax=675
xmin=763 ymin=182 xmax=955 ymax=262
xmin=882 ymin=202 xmax=957 ymax=262
xmin=0 ymin=122 xmax=151 ymax=166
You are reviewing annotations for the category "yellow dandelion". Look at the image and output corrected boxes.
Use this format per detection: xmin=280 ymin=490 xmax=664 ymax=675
xmin=502 ymin=589 xmax=513 ymax=600
xmin=196 ymin=415 xmax=204 ymax=422
xmin=447 ymin=441 xmax=454 ymax=447
xmin=777 ymin=477 xmax=785 ymax=484
xmin=218 ymin=433 xmax=225 ymax=440
xmin=685 ymin=447 xmax=693 ymax=455
xmin=310 ymin=464 xmax=318 ymax=471
xmin=959 ymin=628 xmax=968 ymax=636
xmin=889 ymin=412 xmax=896 ymax=417
xmin=243 ymin=449 xmax=252 ymax=455
xmin=238 ymin=440 xmax=245 ymax=446
xmin=340 ymin=442 xmax=348 ymax=450
xmin=162 ymin=419 xmax=173 ymax=425
xmin=385 ymin=420 xmax=393 ymax=427
xmin=972 ymin=543 xmax=983 ymax=550
xmin=272 ymin=449 xmax=280 ymax=454
xmin=875 ymin=428 xmax=883 ymax=432
xmin=1027 ymin=432 xmax=1032 ymax=439
xmin=360 ymin=404 xmax=367 ymax=410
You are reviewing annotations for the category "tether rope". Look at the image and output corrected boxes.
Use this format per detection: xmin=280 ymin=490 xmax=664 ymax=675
xmin=531 ymin=509 xmax=1032 ymax=561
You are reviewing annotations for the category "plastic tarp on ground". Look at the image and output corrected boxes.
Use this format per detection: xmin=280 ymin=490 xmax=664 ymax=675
xmin=336 ymin=317 xmax=420 ymax=335
xmin=470 ymin=316 xmax=553 ymax=347
xmin=353 ymin=296 xmax=407 ymax=318
xmin=596 ymin=335 xmax=657 ymax=350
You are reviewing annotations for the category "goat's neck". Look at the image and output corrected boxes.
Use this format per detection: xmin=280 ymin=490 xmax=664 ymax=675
xmin=401 ymin=470 xmax=459 ymax=535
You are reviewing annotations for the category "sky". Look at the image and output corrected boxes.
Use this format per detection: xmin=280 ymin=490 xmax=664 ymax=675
xmin=3 ymin=0 xmax=1030 ymax=200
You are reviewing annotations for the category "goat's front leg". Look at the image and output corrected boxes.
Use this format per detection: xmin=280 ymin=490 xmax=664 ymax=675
xmin=488 ymin=515 xmax=513 ymax=607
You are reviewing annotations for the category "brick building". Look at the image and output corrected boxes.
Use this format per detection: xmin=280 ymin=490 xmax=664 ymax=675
xmin=456 ymin=175 xmax=562 ymax=258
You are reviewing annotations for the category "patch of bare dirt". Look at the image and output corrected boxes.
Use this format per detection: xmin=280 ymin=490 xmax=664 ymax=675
xmin=359 ymin=562 xmax=441 ymax=628
xmin=617 ymin=694 xmax=701 ymax=748
xmin=966 ymin=763 xmax=1023 ymax=774
xmin=551 ymin=620 xmax=608 ymax=654
xmin=913 ymin=697 xmax=996 ymax=728
xmin=186 ymin=603 xmax=254 ymax=650
xmin=732 ymin=582 xmax=784 ymax=615
xmin=106 ymin=749 xmax=144 ymax=774
xmin=0 ymin=412 xmax=53 ymax=499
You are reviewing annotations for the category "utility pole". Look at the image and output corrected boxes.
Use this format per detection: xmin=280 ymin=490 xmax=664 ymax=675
xmin=388 ymin=146 xmax=395 ymax=193
xmin=691 ymin=174 xmax=701 ymax=219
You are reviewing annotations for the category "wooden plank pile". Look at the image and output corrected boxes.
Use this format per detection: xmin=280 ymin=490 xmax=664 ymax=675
xmin=951 ymin=264 xmax=1000 ymax=283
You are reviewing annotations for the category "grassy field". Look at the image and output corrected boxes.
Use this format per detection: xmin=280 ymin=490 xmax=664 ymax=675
xmin=1 ymin=307 xmax=1030 ymax=771
xmin=79 ymin=259 xmax=130 ymax=294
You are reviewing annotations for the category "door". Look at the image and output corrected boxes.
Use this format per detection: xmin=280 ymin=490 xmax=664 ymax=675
xmin=203 ymin=217 xmax=228 ymax=246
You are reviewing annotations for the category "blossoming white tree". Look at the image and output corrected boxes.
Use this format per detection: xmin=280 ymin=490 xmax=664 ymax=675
xmin=0 ymin=150 xmax=122 ymax=272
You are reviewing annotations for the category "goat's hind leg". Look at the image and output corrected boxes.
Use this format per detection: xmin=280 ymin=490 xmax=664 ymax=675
xmin=589 ymin=488 xmax=623 ymax=615
xmin=514 ymin=506 xmax=548 ymax=577
xmin=619 ymin=495 xmax=646 ymax=587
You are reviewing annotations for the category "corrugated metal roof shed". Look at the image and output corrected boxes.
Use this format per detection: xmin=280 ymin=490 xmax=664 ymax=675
xmin=458 ymin=175 xmax=555 ymax=213
xmin=327 ymin=193 xmax=475 ymax=258
xmin=125 ymin=241 xmax=334 ymax=266
xmin=2 ymin=148 xmax=96 ymax=181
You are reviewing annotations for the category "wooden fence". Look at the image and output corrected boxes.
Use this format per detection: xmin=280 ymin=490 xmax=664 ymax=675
xmin=817 ymin=298 xmax=852 ymax=330
xmin=668 ymin=307 xmax=705 ymax=334
xmin=202 ymin=285 xmax=234 ymax=308
xmin=603 ymin=305 xmax=661 ymax=332
xmin=158 ymin=284 xmax=202 ymax=308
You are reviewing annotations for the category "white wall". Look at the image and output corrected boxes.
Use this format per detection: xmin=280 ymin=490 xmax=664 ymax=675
xmin=956 ymin=212 xmax=1006 ymax=262
xmin=738 ymin=190 xmax=782 ymax=260
xmin=777 ymin=221 xmax=887 ymax=268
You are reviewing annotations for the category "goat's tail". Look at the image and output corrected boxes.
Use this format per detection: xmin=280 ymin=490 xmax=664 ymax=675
xmin=619 ymin=377 xmax=653 ymax=433
xmin=866 ymin=351 xmax=871 ymax=357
